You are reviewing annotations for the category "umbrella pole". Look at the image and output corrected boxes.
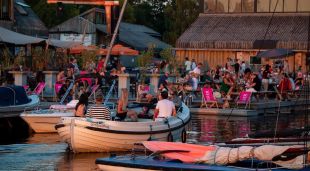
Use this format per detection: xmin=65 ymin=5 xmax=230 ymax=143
xmin=103 ymin=0 xmax=128 ymax=70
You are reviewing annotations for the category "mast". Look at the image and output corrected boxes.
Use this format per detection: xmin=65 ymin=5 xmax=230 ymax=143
xmin=103 ymin=0 xmax=128 ymax=70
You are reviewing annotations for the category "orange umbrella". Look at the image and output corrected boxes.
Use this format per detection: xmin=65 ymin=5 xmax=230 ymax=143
xmin=69 ymin=45 xmax=98 ymax=54
xmin=98 ymin=44 xmax=139 ymax=56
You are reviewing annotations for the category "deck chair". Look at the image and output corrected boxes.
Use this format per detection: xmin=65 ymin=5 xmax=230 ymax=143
xmin=88 ymin=84 xmax=100 ymax=102
xmin=29 ymin=82 xmax=46 ymax=98
xmin=201 ymin=87 xmax=219 ymax=108
xmin=235 ymin=91 xmax=252 ymax=109
xmin=54 ymin=83 xmax=63 ymax=101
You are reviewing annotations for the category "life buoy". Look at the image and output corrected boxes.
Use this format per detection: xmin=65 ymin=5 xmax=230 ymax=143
xmin=167 ymin=132 xmax=173 ymax=142
xmin=181 ymin=129 xmax=186 ymax=143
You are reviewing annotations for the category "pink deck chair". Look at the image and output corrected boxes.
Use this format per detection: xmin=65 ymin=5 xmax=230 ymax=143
xmin=236 ymin=91 xmax=252 ymax=109
xmin=30 ymin=82 xmax=46 ymax=98
xmin=201 ymin=87 xmax=218 ymax=108
xmin=54 ymin=83 xmax=63 ymax=101
xmin=23 ymin=85 xmax=29 ymax=92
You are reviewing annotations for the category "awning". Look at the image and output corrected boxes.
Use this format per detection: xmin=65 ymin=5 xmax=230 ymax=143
xmin=69 ymin=44 xmax=98 ymax=54
xmin=256 ymin=48 xmax=294 ymax=59
xmin=98 ymin=44 xmax=139 ymax=56
xmin=47 ymin=39 xmax=81 ymax=49
xmin=0 ymin=27 xmax=44 ymax=45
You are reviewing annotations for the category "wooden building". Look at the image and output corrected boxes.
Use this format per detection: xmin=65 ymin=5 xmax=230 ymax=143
xmin=0 ymin=0 xmax=48 ymax=38
xmin=175 ymin=0 xmax=310 ymax=72
xmin=49 ymin=7 xmax=170 ymax=51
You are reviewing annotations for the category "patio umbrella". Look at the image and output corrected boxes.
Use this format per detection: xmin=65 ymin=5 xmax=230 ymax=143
xmin=69 ymin=45 xmax=98 ymax=54
xmin=98 ymin=44 xmax=139 ymax=56
xmin=256 ymin=48 xmax=294 ymax=59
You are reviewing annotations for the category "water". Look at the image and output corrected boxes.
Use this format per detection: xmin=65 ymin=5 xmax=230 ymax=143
xmin=0 ymin=110 xmax=309 ymax=171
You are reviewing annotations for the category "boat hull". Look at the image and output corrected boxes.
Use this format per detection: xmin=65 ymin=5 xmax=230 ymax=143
xmin=56 ymin=103 xmax=190 ymax=153
xmin=21 ymin=110 xmax=74 ymax=133
xmin=0 ymin=95 xmax=40 ymax=113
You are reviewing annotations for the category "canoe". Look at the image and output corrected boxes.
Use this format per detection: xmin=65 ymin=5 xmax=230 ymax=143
xmin=141 ymin=141 xmax=309 ymax=170
xmin=95 ymin=154 xmax=309 ymax=171
xmin=55 ymin=103 xmax=190 ymax=153
xmin=20 ymin=100 xmax=78 ymax=133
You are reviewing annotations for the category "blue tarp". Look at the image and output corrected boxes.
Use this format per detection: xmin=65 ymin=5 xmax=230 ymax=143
xmin=0 ymin=86 xmax=30 ymax=106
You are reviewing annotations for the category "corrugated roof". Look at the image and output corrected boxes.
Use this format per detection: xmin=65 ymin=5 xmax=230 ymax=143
xmin=176 ymin=13 xmax=309 ymax=50
xmin=0 ymin=27 xmax=44 ymax=45
xmin=96 ymin=23 xmax=170 ymax=51
xmin=13 ymin=0 xmax=48 ymax=38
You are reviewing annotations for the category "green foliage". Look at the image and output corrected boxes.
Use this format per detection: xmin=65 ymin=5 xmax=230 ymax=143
xmin=79 ymin=50 xmax=98 ymax=70
xmin=137 ymin=45 xmax=154 ymax=69
xmin=160 ymin=48 xmax=177 ymax=73
xmin=0 ymin=48 xmax=13 ymax=70
xmin=163 ymin=0 xmax=200 ymax=45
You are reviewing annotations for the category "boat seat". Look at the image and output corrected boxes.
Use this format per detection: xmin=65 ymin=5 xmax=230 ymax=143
xmin=137 ymin=118 xmax=153 ymax=122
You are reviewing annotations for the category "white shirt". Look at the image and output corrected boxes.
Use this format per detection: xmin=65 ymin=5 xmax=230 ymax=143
xmin=191 ymin=62 xmax=196 ymax=70
xmin=185 ymin=61 xmax=191 ymax=71
xmin=193 ymin=67 xmax=201 ymax=75
xmin=156 ymin=99 xmax=175 ymax=118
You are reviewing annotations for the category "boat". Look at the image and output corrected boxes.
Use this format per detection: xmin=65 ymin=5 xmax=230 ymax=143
xmin=95 ymin=141 xmax=310 ymax=171
xmin=0 ymin=86 xmax=40 ymax=113
xmin=55 ymin=103 xmax=190 ymax=153
xmin=20 ymin=100 xmax=78 ymax=133
xmin=221 ymin=137 xmax=310 ymax=146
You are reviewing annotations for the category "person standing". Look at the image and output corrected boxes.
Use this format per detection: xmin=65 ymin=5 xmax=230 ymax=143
xmin=191 ymin=59 xmax=197 ymax=70
xmin=184 ymin=57 xmax=191 ymax=74
xmin=154 ymin=91 xmax=176 ymax=121
xmin=262 ymin=64 xmax=271 ymax=91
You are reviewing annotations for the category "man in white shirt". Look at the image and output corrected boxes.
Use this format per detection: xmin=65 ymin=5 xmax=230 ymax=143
xmin=154 ymin=91 xmax=176 ymax=121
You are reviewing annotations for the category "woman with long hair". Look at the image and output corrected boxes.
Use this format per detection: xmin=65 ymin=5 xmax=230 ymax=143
xmin=74 ymin=93 xmax=89 ymax=117
xmin=117 ymin=88 xmax=137 ymax=121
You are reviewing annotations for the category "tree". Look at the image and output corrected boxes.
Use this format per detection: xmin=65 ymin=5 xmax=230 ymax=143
xmin=163 ymin=0 xmax=200 ymax=45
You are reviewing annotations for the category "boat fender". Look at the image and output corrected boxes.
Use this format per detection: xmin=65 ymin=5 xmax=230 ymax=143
xmin=181 ymin=129 xmax=186 ymax=143
xmin=148 ymin=125 xmax=153 ymax=141
xmin=167 ymin=132 xmax=173 ymax=142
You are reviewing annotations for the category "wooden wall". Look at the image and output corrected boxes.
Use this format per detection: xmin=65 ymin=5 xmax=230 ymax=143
xmin=175 ymin=49 xmax=307 ymax=73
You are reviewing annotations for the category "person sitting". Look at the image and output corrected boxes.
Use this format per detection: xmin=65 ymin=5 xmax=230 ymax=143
xmin=170 ymin=91 xmax=182 ymax=112
xmin=58 ymin=79 xmax=72 ymax=102
xmin=295 ymin=71 xmax=303 ymax=90
xmin=220 ymin=72 xmax=235 ymax=99
xmin=56 ymin=69 xmax=66 ymax=84
xmin=74 ymin=93 xmax=89 ymax=117
xmin=137 ymin=82 xmax=150 ymax=101
xmin=158 ymin=83 xmax=168 ymax=93
xmin=278 ymin=73 xmax=292 ymax=100
xmin=154 ymin=91 xmax=176 ymax=121
xmin=117 ymin=88 xmax=138 ymax=121
xmin=245 ymin=73 xmax=261 ymax=92
xmin=138 ymin=94 xmax=158 ymax=119
xmin=85 ymin=91 xmax=111 ymax=120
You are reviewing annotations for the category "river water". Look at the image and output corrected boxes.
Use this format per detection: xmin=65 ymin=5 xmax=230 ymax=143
xmin=0 ymin=110 xmax=309 ymax=171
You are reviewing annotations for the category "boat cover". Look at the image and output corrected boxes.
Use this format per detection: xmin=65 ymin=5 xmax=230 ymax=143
xmin=0 ymin=86 xmax=30 ymax=106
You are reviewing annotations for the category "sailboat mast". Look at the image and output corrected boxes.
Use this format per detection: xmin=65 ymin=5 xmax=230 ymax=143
xmin=103 ymin=0 xmax=128 ymax=70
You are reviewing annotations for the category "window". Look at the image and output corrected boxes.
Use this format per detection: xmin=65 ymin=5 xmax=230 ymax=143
xmin=0 ymin=0 xmax=11 ymax=20
xmin=242 ymin=0 xmax=255 ymax=12
xmin=284 ymin=0 xmax=297 ymax=12
xmin=257 ymin=0 xmax=270 ymax=12
xmin=270 ymin=0 xmax=283 ymax=12
xmin=229 ymin=0 xmax=242 ymax=12
xmin=298 ymin=0 xmax=310 ymax=12
xmin=216 ymin=0 xmax=229 ymax=13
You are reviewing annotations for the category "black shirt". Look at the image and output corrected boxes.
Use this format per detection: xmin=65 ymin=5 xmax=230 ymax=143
xmin=253 ymin=77 xmax=262 ymax=91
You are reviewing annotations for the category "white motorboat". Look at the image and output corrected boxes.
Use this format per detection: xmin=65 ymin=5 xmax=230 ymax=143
xmin=55 ymin=103 xmax=190 ymax=153
xmin=20 ymin=100 xmax=78 ymax=133
xmin=0 ymin=86 xmax=40 ymax=113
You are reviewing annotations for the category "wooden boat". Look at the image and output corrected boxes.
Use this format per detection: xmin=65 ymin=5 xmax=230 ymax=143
xmin=0 ymin=86 xmax=40 ymax=113
xmin=95 ymin=141 xmax=310 ymax=171
xmin=20 ymin=100 xmax=78 ymax=133
xmin=55 ymin=103 xmax=190 ymax=153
